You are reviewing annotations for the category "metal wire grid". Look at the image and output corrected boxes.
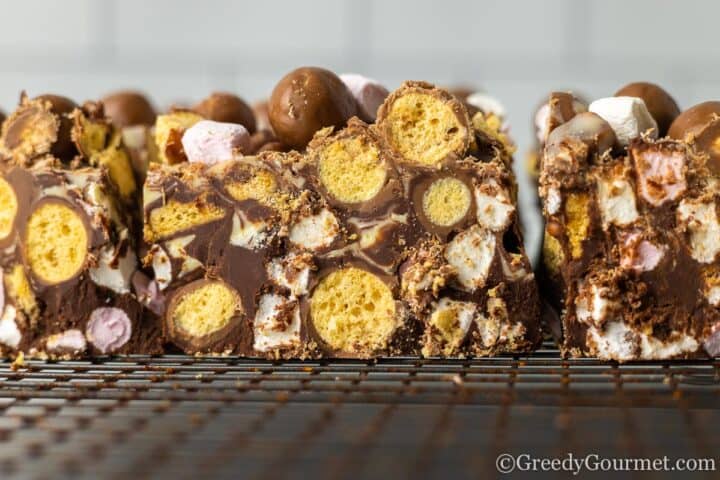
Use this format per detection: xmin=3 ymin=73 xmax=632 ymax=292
xmin=0 ymin=343 xmax=717 ymax=480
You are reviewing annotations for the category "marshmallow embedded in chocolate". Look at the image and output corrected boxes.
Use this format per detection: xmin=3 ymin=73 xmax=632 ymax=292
xmin=253 ymin=293 xmax=301 ymax=353
xmin=101 ymin=90 xmax=156 ymax=128
xmin=193 ymin=92 xmax=257 ymax=134
xmin=269 ymin=67 xmax=357 ymax=150
xmin=86 ymin=307 xmax=132 ymax=354
xmin=614 ymin=82 xmax=680 ymax=136
xmin=376 ymin=81 xmax=471 ymax=168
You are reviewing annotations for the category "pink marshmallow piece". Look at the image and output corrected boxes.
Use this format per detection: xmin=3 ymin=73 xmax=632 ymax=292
xmin=340 ymin=73 xmax=389 ymax=123
xmin=620 ymin=233 xmax=665 ymax=272
xmin=47 ymin=329 xmax=87 ymax=353
xmin=182 ymin=120 xmax=250 ymax=165
xmin=86 ymin=307 xmax=132 ymax=354
xmin=635 ymin=149 xmax=686 ymax=206
xmin=132 ymin=271 xmax=166 ymax=316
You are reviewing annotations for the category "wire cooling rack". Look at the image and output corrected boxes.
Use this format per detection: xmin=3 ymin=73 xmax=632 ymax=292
xmin=0 ymin=343 xmax=718 ymax=480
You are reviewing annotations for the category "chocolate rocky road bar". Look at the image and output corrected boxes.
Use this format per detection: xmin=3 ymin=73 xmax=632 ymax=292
xmin=539 ymin=82 xmax=720 ymax=361
xmin=0 ymin=69 xmax=540 ymax=359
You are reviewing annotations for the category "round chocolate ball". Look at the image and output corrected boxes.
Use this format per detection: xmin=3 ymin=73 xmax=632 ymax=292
xmin=101 ymin=90 xmax=156 ymax=128
xmin=668 ymin=101 xmax=720 ymax=141
xmin=615 ymin=82 xmax=680 ymax=136
xmin=268 ymin=67 xmax=357 ymax=150
xmin=34 ymin=94 xmax=78 ymax=160
xmin=193 ymin=92 xmax=256 ymax=134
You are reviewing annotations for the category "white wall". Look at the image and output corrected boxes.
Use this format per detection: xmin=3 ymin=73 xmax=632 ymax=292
xmin=2 ymin=0 xmax=717 ymax=259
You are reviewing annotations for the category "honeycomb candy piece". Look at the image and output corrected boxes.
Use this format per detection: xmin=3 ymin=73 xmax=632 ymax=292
xmin=376 ymin=81 xmax=472 ymax=168
xmin=538 ymin=88 xmax=720 ymax=360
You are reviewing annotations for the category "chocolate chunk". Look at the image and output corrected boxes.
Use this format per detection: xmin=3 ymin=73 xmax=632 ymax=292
xmin=101 ymin=90 xmax=156 ymax=128
xmin=193 ymin=92 xmax=257 ymax=134
xmin=268 ymin=67 xmax=357 ymax=150
xmin=614 ymin=82 xmax=680 ymax=136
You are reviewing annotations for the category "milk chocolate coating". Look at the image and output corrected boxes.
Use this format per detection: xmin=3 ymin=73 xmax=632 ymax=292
xmin=545 ymin=112 xmax=617 ymax=157
xmin=253 ymin=101 xmax=271 ymax=132
xmin=615 ymin=82 xmax=680 ymax=136
xmin=101 ymin=90 xmax=156 ymax=128
xmin=668 ymin=101 xmax=720 ymax=141
xmin=34 ymin=94 xmax=77 ymax=160
xmin=268 ymin=67 xmax=357 ymax=150
xmin=193 ymin=92 xmax=257 ymax=134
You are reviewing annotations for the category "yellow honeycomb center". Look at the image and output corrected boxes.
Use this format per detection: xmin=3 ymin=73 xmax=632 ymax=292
xmin=0 ymin=177 xmax=18 ymax=239
xmin=430 ymin=305 xmax=465 ymax=348
xmin=318 ymin=137 xmax=387 ymax=203
xmin=542 ymin=229 xmax=564 ymax=275
xmin=310 ymin=267 xmax=396 ymax=353
xmin=172 ymin=281 xmax=241 ymax=338
xmin=147 ymin=198 xmax=226 ymax=242
xmin=26 ymin=202 xmax=88 ymax=284
xmin=226 ymin=169 xmax=278 ymax=205
xmin=565 ymin=193 xmax=590 ymax=259
xmin=385 ymin=93 xmax=465 ymax=167
xmin=422 ymin=177 xmax=471 ymax=226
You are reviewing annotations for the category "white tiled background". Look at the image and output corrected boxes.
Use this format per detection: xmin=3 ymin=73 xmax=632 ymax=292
xmin=2 ymin=0 xmax=718 ymax=260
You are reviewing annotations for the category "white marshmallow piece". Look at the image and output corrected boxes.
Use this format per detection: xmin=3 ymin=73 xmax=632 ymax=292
xmin=150 ymin=245 xmax=172 ymax=291
xmin=589 ymin=96 xmax=658 ymax=146
xmin=588 ymin=321 xmax=699 ymax=361
xmin=465 ymin=93 xmax=506 ymax=120
xmin=253 ymin=293 xmax=301 ymax=352
xmin=267 ymin=253 xmax=311 ymax=297
xmin=46 ymin=329 xmax=87 ymax=353
xmin=89 ymin=245 xmax=137 ymax=294
xmin=597 ymin=176 xmax=638 ymax=228
xmin=289 ymin=209 xmax=339 ymax=251
xmin=545 ymin=187 xmax=562 ymax=215
xmin=340 ymin=73 xmax=389 ymax=123
xmin=0 ymin=305 xmax=20 ymax=349
xmin=230 ymin=211 xmax=268 ymax=250
xmin=677 ymin=200 xmax=720 ymax=263
xmin=475 ymin=181 xmax=515 ymax=232
xmin=182 ymin=120 xmax=250 ymax=165
xmin=165 ymin=234 xmax=203 ymax=277
xmin=445 ymin=225 xmax=496 ymax=291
